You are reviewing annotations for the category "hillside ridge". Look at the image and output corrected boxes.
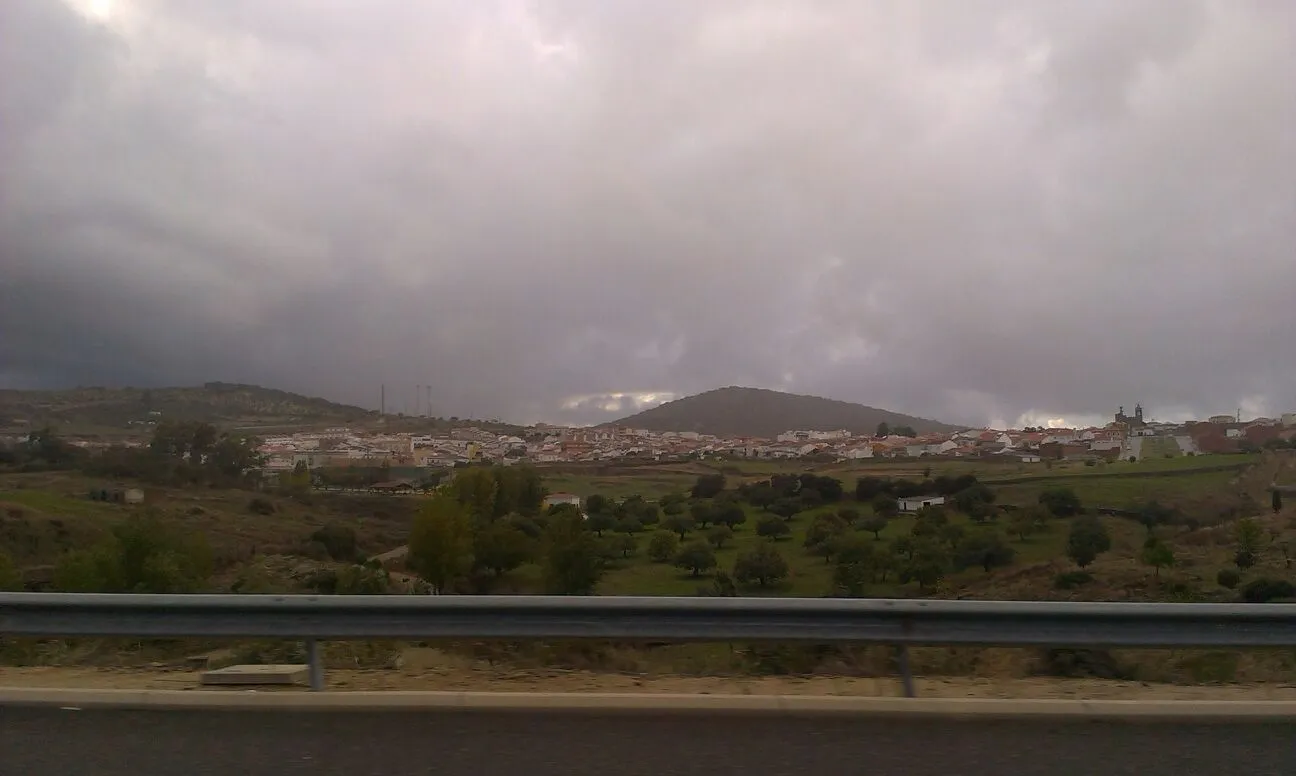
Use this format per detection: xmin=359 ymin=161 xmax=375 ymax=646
xmin=603 ymin=386 xmax=960 ymax=438
xmin=0 ymin=382 xmax=375 ymax=432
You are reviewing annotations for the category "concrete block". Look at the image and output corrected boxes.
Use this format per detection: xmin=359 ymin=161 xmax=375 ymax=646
xmin=186 ymin=649 xmax=239 ymax=671
xmin=200 ymin=664 xmax=309 ymax=687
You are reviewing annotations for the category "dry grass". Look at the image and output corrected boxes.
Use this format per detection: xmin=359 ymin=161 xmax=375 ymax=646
xmin=6 ymin=642 xmax=1296 ymax=696
xmin=0 ymin=471 xmax=414 ymax=570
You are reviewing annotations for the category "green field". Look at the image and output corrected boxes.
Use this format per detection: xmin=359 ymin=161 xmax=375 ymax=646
xmin=4 ymin=452 xmax=1293 ymax=685
xmin=528 ymin=452 xmax=1281 ymax=599
xmin=686 ymin=453 xmax=1259 ymax=483
xmin=539 ymin=472 xmax=698 ymax=500
xmin=2 ymin=451 xmax=1283 ymax=603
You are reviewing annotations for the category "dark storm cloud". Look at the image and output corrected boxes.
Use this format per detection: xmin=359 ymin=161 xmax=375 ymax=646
xmin=2 ymin=0 xmax=1293 ymax=427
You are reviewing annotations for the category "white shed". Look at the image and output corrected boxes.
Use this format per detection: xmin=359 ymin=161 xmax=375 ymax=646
xmin=898 ymin=495 xmax=946 ymax=512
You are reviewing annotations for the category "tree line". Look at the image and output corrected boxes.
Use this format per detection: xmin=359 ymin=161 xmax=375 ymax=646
xmin=0 ymin=423 xmax=264 ymax=488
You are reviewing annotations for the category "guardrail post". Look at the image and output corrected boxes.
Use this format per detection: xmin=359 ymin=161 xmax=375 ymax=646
xmin=305 ymin=639 xmax=324 ymax=692
xmin=895 ymin=645 xmax=916 ymax=698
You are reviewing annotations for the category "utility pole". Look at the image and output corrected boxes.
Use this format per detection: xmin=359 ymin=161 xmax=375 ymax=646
xmin=380 ymin=384 xmax=386 ymax=416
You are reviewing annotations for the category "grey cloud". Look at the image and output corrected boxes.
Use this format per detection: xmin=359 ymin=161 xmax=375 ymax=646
xmin=1 ymin=0 xmax=1293 ymax=427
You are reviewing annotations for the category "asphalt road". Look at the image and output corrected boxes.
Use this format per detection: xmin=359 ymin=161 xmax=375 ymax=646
xmin=1 ymin=706 xmax=1292 ymax=776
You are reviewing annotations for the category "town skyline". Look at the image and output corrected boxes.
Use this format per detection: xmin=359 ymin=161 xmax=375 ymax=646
xmin=4 ymin=379 xmax=1294 ymax=437
xmin=250 ymin=404 xmax=1296 ymax=474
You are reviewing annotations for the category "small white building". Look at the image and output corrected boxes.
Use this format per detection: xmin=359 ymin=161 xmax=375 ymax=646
xmin=898 ymin=495 xmax=946 ymax=512
xmin=543 ymin=492 xmax=582 ymax=509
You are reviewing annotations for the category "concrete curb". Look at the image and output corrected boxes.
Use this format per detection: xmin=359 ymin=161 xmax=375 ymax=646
xmin=2 ymin=687 xmax=1296 ymax=720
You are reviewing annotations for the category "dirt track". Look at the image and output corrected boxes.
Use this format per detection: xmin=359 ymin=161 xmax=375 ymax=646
xmin=5 ymin=655 xmax=1296 ymax=700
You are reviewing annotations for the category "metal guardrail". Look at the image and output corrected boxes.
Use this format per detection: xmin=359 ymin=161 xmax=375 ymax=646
xmin=4 ymin=594 xmax=1296 ymax=696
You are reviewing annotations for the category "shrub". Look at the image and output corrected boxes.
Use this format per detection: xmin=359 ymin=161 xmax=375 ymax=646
xmin=310 ymin=523 xmax=359 ymax=562
xmin=1038 ymin=487 xmax=1082 ymax=517
xmin=698 ymin=570 xmax=738 ymax=597
xmin=1240 ymin=578 xmax=1295 ymax=603
xmin=0 ymin=551 xmax=21 ymax=591
xmin=334 ymin=564 xmax=390 ymax=594
xmin=1053 ymin=570 xmax=1093 ymax=590
xmin=1215 ymin=568 xmax=1241 ymax=589
xmin=247 ymin=497 xmax=276 ymax=515
xmin=1038 ymin=648 xmax=1128 ymax=680
xmin=53 ymin=511 xmax=213 ymax=593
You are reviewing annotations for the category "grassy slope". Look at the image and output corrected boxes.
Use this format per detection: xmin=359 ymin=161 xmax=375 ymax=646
xmin=0 ymin=471 xmax=414 ymax=569
xmin=0 ymin=383 xmax=376 ymax=433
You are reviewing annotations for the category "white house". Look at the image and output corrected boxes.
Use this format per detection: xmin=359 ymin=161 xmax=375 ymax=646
xmin=898 ymin=495 xmax=946 ymax=512
xmin=543 ymin=492 xmax=582 ymax=509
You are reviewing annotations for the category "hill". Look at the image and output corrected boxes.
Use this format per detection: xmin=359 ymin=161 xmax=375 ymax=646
xmin=0 ymin=382 xmax=376 ymax=433
xmin=603 ymin=386 xmax=961 ymax=438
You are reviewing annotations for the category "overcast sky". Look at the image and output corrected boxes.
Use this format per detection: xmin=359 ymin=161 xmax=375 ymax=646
xmin=2 ymin=0 xmax=1292 ymax=429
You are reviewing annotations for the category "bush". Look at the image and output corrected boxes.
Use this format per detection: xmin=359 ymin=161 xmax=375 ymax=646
xmin=1038 ymin=648 xmax=1128 ymax=680
xmin=247 ymin=497 xmax=277 ymax=515
xmin=1053 ymin=570 xmax=1093 ymax=590
xmin=1240 ymin=578 xmax=1295 ymax=603
xmin=310 ymin=523 xmax=359 ymax=562
xmin=53 ymin=512 xmax=213 ymax=593
xmin=1038 ymin=487 xmax=1082 ymax=517
xmin=0 ymin=551 xmax=21 ymax=591
xmin=334 ymin=564 xmax=390 ymax=594
xmin=698 ymin=570 xmax=738 ymax=597
xmin=1215 ymin=568 xmax=1241 ymax=589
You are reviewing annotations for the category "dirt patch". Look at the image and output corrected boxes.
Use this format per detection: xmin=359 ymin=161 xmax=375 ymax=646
xmin=4 ymin=657 xmax=1296 ymax=700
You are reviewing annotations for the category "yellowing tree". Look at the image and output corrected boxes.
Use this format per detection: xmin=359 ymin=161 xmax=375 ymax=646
xmin=408 ymin=495 xmax=473 ymax=594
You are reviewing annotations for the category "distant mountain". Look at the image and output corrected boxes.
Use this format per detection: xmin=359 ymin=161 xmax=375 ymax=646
xmin=603 ymin=386 xmax=961 ymax=438
xmin=0 ymin=382 xmax=376 ymax=432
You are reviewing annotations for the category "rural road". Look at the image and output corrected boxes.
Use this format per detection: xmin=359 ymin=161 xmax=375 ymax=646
xmin=1 ymin=707 xmax=1292 ymax=775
